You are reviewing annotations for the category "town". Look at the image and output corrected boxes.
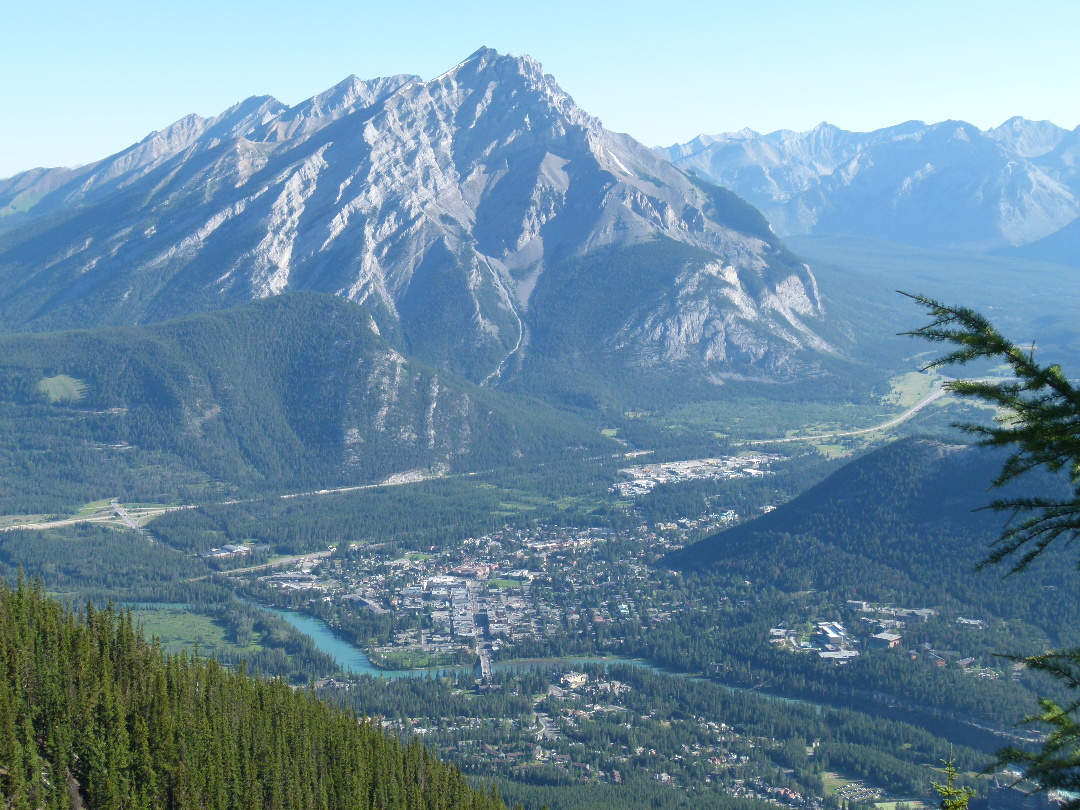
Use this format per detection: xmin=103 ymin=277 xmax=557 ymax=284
xmin=248 ymin=522 xmax=687 ymax=674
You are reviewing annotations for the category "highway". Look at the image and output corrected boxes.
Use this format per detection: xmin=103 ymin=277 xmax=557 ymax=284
xmin=0 ymin=467 xmax=446 ymax=535
xmin=741 ymin=383 xmax=950 ymax=446
xmin=224 ymin=550 xmax=333 ymax=575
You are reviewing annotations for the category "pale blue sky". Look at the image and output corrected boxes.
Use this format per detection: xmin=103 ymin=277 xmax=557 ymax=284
xmin=3 ymin=0 xmax=1078 ymax=178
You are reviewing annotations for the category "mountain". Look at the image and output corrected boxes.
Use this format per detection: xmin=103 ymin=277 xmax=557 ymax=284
xmin=666 ymin=438 xmax=1080 ymax=643
xmin=998 ymin=213 xmax=1080 ymax=269
xmin=659 ymin=119 xmax=1080 ymax=252
xmin=0 ymin=292 xmax=612 ymax=512
xmin=0 ymin=48 xmax=830 ymax=397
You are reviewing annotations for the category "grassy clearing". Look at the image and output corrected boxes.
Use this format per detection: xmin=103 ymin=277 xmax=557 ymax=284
xmin=0 ymin=189 xmax=46 ymax=217
xmin=37 ymin=374 xmax=88 ymax=403
xmin=489 ymin=578 xmax=524 ymax=589
xmin=75 ymin=500 xmax=114 ymax=517
xmin=131 ymin=607 xmax=258 ymax=656
xmin=600 ymin=428 xmax=619 ymax=437
xmin=821 ymin=772 xmax=849 ymax=795
xmin=882 ymin=371 xmax=942 ymax=409
xmin=0 ymin=514 xmax=53 ymax=529
xmin=665 ymin=398 xmax=891 ymax=441
xmin=809 ymin=443 xmax=849 ymax=459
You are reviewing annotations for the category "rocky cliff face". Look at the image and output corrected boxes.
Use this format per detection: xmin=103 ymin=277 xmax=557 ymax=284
xmin=659 ymin=118 xmax=1080 ymax=252
xmin=0 ymin=48 xmax=829 ymax=389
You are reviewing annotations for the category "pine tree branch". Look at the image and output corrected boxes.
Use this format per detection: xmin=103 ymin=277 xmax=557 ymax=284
xmin=902 ymin=292 xmax=1080 ymax=572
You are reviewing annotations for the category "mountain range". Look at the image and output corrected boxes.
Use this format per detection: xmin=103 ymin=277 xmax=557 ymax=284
xmin=0 ymin=48 xmax=832 ymax=399
xmin=659 ymin=118 xmax=1080 ymax=256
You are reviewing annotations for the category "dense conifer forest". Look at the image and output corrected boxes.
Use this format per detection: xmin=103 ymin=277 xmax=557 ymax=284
xmin=0 ymin=577 xmax=506 ymax=810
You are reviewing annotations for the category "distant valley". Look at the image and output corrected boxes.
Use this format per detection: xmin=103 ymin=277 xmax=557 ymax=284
xmin=1 ymin=46 xmax=1077 ymax=810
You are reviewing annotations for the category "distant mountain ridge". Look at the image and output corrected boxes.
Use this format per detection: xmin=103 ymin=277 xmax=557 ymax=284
xmin=0 ymin=48 xmax=832 ymax=397
xmin=659 ymin=118 xmax=1080 ymax=253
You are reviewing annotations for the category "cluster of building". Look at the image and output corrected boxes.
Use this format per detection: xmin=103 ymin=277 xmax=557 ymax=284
xmin=988 ymin=773 xmax=1072 ymax=810
xmin=769 ymin=599 xmax=1011 ymax=680
xmin=845 ymin=600 xmax=936 ymax=623
xmin=832 ymin=781 xmax=884 ymax=803
xmin=612 ymin=454 xmax=782 ymax=497
xmin=746 ymin=779 xmax=809 ymax=806
xmin=199 ymin=543 xmax=252 ymax=559
xmin=849 ymin=601 xmax=938 ymax=653
xmin=249 ymin=524 xmax=687 ymax=674
xmin=768 ymin=621 xmax=860 ymax=662
xmin=723 ymin=778 xmax=821 ymax=808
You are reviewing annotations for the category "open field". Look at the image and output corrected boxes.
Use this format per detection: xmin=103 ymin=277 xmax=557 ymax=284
xmin=882 ymin=371 xmax=943 ymax=409
xmin=741 ymin=383 xmax=949 ymax=447
xmin=74 ymin=500 xmax=114 ymax=517
xmin=664 ymin=397 xmax=897 ymax=444
xmin=130 ymin=607 xmax=258 ymax=656
xmin=0 ymin=513 xmax=54 ymax=529
xmin=36 ymin=374 xmax=87 ymax=403
xmin=489 ymin=578 xmax=525 ymax=589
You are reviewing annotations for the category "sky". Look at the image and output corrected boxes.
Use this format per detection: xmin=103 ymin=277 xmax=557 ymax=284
xmin=2 ymin=0 xmax=1078 ymax=178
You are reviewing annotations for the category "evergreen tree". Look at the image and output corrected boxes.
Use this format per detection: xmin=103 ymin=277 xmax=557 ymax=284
xmin=903 ymin=293 xmax=1080 ymax=573
xmin=907 ymin=293 xmax=1080 ymax=810
xmin=931 ymin=757 xmax=975 ymax=810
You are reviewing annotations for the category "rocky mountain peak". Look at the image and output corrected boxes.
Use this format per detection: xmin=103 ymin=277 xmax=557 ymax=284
xmin=422 ymin=46 xmax=600 ymax=135
xmin=987 ymin=116 xmax=1070 ymax=158
xmin=0 ymin=49 xmax=831 ymax=398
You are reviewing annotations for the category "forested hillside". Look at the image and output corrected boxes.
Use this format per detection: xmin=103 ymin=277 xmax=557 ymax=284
xmin=667 ymin=438 xmax=1080 ymax=644
xmin=0 ymin=577 xmax=506 ymax=810
xmin=0 ymin=291 xmax=612 ymax=512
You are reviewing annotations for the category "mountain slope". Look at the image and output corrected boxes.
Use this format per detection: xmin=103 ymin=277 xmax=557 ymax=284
xmin=999 ymin=213 xmax=1080 ymax=269
xmin=0 ymin=580 xmax=505 ymax=810
xmin=659 ymin=119 xmax=1080 ymax=252
xmin=0 ymin=292 xmax=612 ymax=512
xmin=666 ymin=438 xmax=1080 ymax=642
xmin=0 ymin=48 xmax=830 ymax=393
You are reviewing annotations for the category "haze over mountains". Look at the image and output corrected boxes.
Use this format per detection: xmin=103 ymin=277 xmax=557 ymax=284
xmin=659 ymin=118 xmax=1080 ymax=257
xmin=1 ymin=46 xmax=1075 ymax=507
xmin=0 ymin=47 xmax=831 ymax=398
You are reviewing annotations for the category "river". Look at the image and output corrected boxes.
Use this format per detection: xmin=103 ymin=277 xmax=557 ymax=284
xmin=262 ymin=605 xmax=806 ymax=694
xmin=263 ymin=605 xmax=707 ymax=681
xmin=264 ymin=606 xmax=459 ymax=678
xmin=265 ymin=605 xmax=1015 ymax=753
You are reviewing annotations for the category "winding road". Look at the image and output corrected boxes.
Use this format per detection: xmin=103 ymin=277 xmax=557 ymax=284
xmin=742 ymin=376 xmax=1010 ymax=446
xmin=741 ymin=383 xmax=950 ymax=446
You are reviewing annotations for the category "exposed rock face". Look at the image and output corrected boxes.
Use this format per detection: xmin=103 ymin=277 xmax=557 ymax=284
xmin=0 ymin=48 xmax=828 ymax=386
xmin=659 ymin=119 xmax=1080 ymax=252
